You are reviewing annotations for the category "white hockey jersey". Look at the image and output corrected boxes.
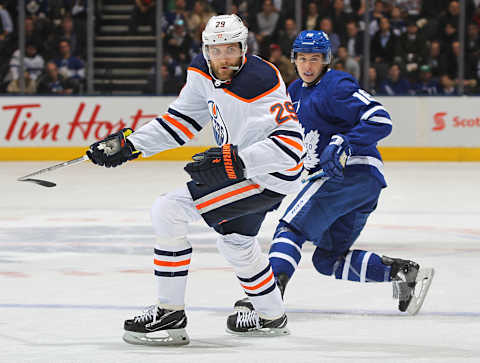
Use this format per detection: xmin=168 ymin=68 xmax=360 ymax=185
xmin=128 ymin=54 xmax=305 ymax=195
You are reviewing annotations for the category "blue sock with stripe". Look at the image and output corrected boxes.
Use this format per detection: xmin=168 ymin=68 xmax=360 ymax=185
xmin=313 ymin=249 xmax=391 ymax=282
xmin=269 ymin=222 xmax=306 ymax=279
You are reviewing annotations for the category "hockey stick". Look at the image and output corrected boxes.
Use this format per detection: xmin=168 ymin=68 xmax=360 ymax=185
xmin=17 ymin=155 xmax=89 ymax=188
xmin=301 ymin=169 xmax=328 ymax=183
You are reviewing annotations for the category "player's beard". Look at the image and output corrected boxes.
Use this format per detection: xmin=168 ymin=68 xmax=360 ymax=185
xmin=211 ymin=57 xmax=242 ymax=81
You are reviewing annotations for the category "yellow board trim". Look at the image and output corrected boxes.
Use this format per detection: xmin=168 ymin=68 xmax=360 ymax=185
xmin=1 ymin=146 xmax=480 ymax=161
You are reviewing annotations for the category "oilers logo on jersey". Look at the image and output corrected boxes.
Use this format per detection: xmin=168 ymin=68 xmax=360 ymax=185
xmin=208 ymin=100 xmax=229 ymax=146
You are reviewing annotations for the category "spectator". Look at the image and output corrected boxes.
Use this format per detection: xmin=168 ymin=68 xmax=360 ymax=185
xmin=319 ymin=17 xmax=341 ymax=55
xmin=366 ymin=66 xmax=381 ymax=95
xmin=0 ymin=1 xmax=13 ymax=41
xmin=21 ymin=17 xmax=44 ymax=53
xmin=25 ymin=0 xmax=51 ymax=38
xmin=344 ymin=20 xmax=363 ymax=61
xmin=277 ymin=18 xmax=298 ymax=57
xmin=53 ymin=16 xmax=84 ymax=58
xmin=391 ymin=0 xmax=422 ymax=20
xmin=444 ymin=40 xmax=477 ymax=82
xmin=37 ymin=61 xmax=78 ymax=94
xmin=8 ymin=42 xmax=45 ymax=83
xmin=413 ymin=64 xmax=440 ymax=95
xmin=371 ymin=16 xmax=399 ymax=65
xmin=397 ymin=18 xmax=428 ymax=74
xmin=439 ymin=74 xmax=457 ymax=95
xmin=329 ymin=0 xmax=353 ymax=42
xmin=360 ymin=0 xmax=388 ymax=36
xmin=424 ymin=40 xmax=446 ymax=78
xmin=337 ymin=46 xmax=361 ymax=79
xmin=467 ymin=22 xmax=480 ymax=59
xmin=130 ymin=0 xmax=156 ymax=34
xmin=163 ymin=0 xmax=187 ymax=32
xmin=268 ymin=43 xmax=296 ymax=85
xmin=186 ymin=0 xmax=215 ymax=36
xmin=242 ymin=17 xmax=259 ymax=55
xmin=164 ymin=18 xmax=193 ymax=65
xmin=256 ymin=0 xmax=280 ymax=50
xmin=7 ymin=71 xmax=37 ymax=94
xmin=379 ymin=63 xmax=412 ymax=95
xmin=144 ymin=64 xmax=184 ymax=95
xmin=304 ymin=1 xmax=320 ymax=30
xmin=53 ymin=39 xmax=85 ymax=86
xmin=389 ymin=6 xmax=406 ymax=36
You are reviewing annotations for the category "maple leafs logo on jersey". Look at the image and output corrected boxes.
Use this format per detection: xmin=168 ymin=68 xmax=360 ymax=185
xmin=302 ymin=127 xmax=320 ymax=170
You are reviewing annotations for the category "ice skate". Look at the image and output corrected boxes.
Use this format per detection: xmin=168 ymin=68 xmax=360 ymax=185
xmin=234 ymin=273 xmax=290 ymax=312
xmin=226 ymin=310 xmax=290 ymax=337
xmin=383 ymin=256 xmax=435 ymax=315
xmin=123 ymin=305 xmax=190 ymax=346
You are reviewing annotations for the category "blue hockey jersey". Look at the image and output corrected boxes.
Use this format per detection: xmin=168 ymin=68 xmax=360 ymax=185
xmin=288 ymin=69 xmax=392 ymax=187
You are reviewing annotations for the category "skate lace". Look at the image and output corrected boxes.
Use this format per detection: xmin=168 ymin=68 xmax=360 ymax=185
xmin=392 ymin=271 xmax=411 ymax=300
xmin=236 ymin=311 xmax=260 ymax=328
xmin=133 ymin=305 xmax=159 ymax=324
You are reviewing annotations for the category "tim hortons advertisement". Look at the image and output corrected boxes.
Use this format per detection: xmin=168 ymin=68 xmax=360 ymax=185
xmin=0 ymin=97 xmax=208 ymax=147
xmin=1 ymin=96 xmax=479 ymax=149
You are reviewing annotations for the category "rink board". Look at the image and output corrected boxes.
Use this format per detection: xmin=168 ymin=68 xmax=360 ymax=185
xmin=0 ymin=96 xmax=479 ymax=161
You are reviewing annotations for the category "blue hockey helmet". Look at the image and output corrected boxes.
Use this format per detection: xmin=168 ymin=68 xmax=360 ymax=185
xmin=291 ymin=30 xmax=332 ymax=64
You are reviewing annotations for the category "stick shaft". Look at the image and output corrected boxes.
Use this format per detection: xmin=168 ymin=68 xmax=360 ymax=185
xmin=17 ymin=155 xmax=89 ymax=181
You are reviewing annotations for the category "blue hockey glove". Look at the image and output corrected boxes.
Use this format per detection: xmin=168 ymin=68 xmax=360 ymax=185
xmin=87 ymin=128 xmax=140 ymax=168
xmin=319 ymin=134 xmax=351 ymax=181
xmin=184 ymin=144 xmax=245 ymax=186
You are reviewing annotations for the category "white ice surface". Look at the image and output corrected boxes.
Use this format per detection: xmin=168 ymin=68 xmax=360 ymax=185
xmin=1 ymin=161 xmax=480 ymax=363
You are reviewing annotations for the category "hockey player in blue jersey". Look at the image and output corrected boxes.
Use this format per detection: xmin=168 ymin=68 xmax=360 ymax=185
xmin=236 ymin=30 xmax=434 ymax=315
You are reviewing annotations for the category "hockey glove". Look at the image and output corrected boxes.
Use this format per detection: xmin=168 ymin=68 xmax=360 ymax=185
xmin=184 ymin=144 xmax=245 ymax=186
xmin=319 ymin=134 xmax=351 ymax=182
xmin=87 ymin=128 xmax=140 ymax=168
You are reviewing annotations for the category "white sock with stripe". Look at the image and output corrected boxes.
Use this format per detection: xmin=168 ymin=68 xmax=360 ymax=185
xmin=154 ymin=236 xmax=192 ymax=310
xmin=217 ymin=233 xmax=284 ymax=319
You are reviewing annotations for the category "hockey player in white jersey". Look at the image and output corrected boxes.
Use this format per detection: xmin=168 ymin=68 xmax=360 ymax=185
xmin=87 ymin=14 xmax=304 ymax=345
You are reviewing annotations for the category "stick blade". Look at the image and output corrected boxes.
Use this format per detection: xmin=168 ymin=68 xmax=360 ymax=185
xmin=18 ymin=178 xmax=57 ymax=188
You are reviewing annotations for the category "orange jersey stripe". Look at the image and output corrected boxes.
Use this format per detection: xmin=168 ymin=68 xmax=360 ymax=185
xmin=241 ymin=271 xmax=274 ymax=291
xmin=163 ymin=114 xmax=195 ymax=140
xmin=154 ymin=258 xmax=191 ymax=267
xmin=287 ymin=161 xmax=303 ymax=172
xmin=188 ymin=66 xmax=212 ymax=80
xmin=274 ymin=135 xmax=303 ymax=152
xmin=195 ymin=184 xmax=261 ymax=210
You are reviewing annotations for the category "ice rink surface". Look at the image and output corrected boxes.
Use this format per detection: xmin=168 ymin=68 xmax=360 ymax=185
xmin=1 ymin=161 xmax=479 ymax=363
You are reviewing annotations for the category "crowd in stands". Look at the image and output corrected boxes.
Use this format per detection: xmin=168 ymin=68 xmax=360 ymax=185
xmin=0 ymin=0 xmax=479 ymax=95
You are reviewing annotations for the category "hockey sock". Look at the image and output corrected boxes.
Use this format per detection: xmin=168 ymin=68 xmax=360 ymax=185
xmin=318 ymin=249 xmax=391 ymax=282
xmin=154 ymin=236 xmax=192 ymax=309
xmin=217 ymin=233 xmax=284 ymax=319
xmin=268 ymin=222 xmax=306 ymax=279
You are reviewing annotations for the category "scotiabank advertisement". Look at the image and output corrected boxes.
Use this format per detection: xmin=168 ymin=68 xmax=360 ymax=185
xmin=379 ymin=96 xmax=480 ymax=147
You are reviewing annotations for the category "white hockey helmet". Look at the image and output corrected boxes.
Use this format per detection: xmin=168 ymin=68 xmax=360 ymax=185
xmin=202 ymin=14 xmax=248 ymax=79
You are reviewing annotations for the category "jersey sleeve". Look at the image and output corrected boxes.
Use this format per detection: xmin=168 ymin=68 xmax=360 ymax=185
xmin=326 ymin=77 xmax=392 ymax=152
xmin=127 ymin=69 xmax=211 ymax=157
xmin=238 ymin=89 xmax=304 ymax=178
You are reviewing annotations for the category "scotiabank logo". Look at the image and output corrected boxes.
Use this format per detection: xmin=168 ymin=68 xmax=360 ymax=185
xmin=433 ymin=112 xmax=480 ymax=131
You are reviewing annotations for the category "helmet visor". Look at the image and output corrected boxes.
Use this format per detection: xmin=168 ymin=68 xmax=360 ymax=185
xmin=206 ymin=44 xmax=243 ymax=60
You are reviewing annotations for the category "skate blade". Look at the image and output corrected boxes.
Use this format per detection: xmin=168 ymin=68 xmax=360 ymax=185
xmin=226 ymin=326 xmax=290 ymax=337
xmin=407 ymin=268 xmax=435 ymax=315
xmin=123 ymin=328 xmax=190 ymax=346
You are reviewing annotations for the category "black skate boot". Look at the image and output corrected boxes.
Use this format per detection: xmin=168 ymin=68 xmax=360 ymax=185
xmin=383 ymin=256 xmax=435 ymax=315
xmin=234 ymin=273 xmax=290 ymax=312
xmin=123 ymin=305 xmax=190 ymax=346
xmin=226 ymin=310 xmax=290 ymax=337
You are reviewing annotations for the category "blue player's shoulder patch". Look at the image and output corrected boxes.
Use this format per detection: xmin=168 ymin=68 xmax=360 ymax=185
xmin=226 ymin=55 xmax=281 ymax=102
xmin=321 ymin=69 xmax=359 ymax=90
